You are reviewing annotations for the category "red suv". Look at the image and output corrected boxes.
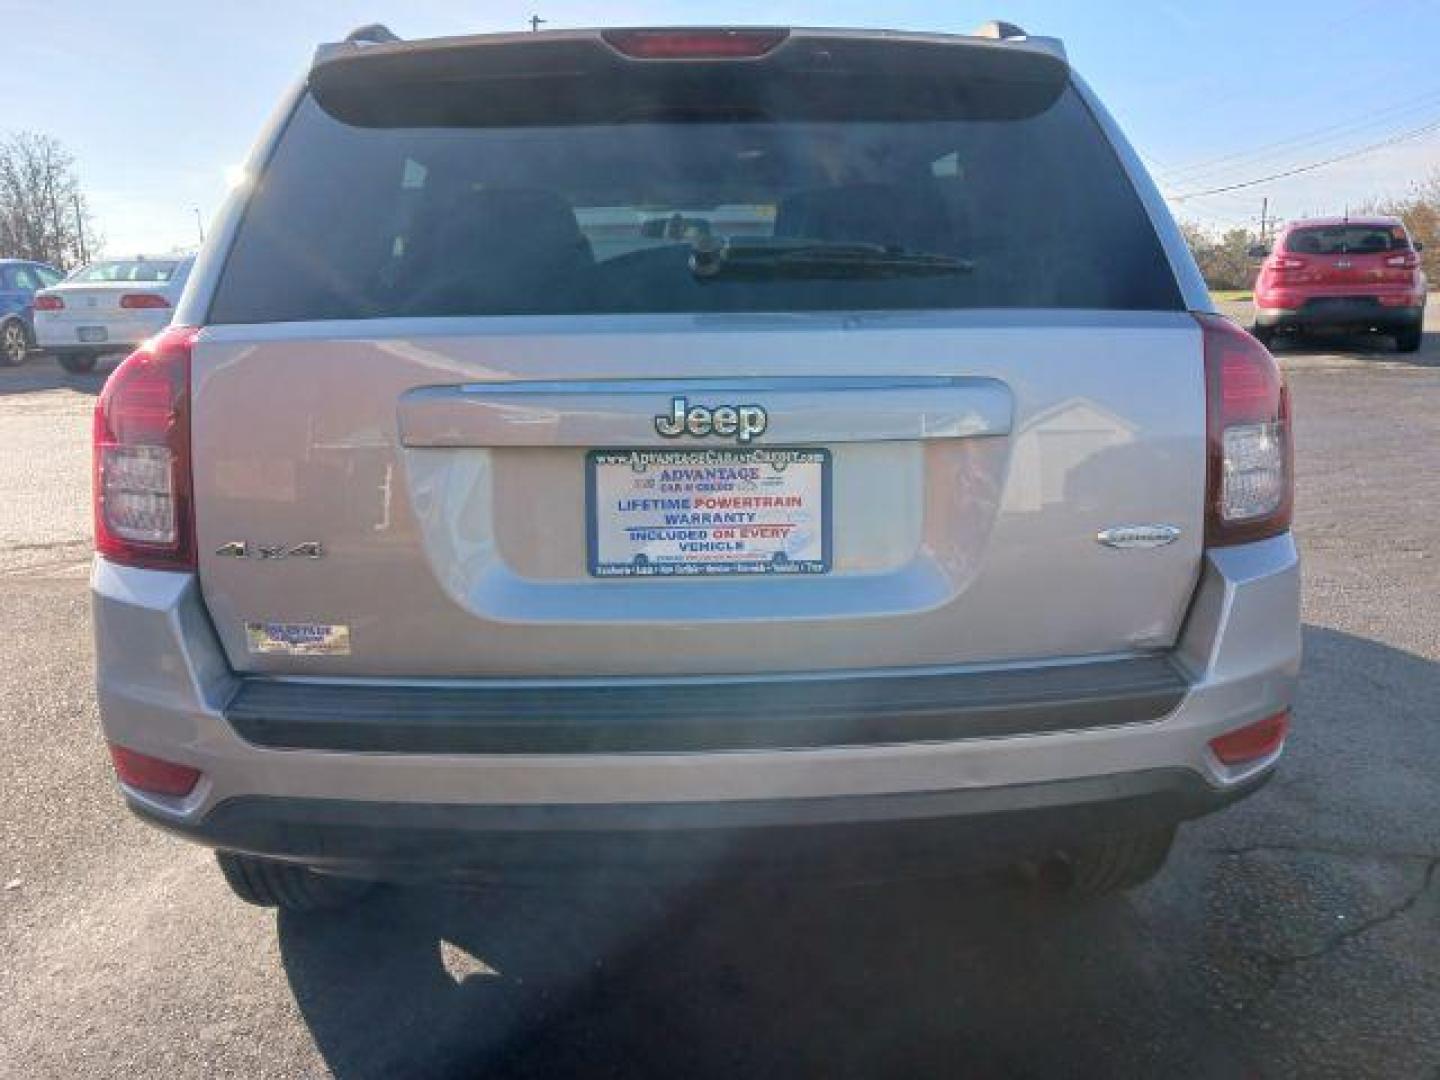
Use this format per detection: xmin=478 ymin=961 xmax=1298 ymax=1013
xmin=1252 ymin=215 xmax=1426 ymax=352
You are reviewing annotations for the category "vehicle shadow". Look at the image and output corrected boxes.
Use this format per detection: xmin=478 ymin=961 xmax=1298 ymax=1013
xmin=278 ymin=872 xmax=1248 ymax=1079
xmin=275 ymin=624 xmax=1439 ymax=1079
xmin=1271 ymin=328 xmax=1439 ymax=368
xmin=0 ymin=356 xmax=115 ymax=397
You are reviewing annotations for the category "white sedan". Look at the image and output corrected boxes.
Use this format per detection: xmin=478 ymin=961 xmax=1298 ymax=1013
xmin=33 ymin=255 xmax=194 ymax=373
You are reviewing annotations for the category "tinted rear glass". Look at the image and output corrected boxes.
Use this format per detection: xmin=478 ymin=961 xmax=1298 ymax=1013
xmin=1284 ymin=225 xmax=1409 ymax=255
xmin=210 ymin=88 xmax=1182 ymax=323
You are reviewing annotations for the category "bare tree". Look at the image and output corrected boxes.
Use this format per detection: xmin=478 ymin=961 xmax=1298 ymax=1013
xmin=0 ymin=132 xmax=99 ymax=270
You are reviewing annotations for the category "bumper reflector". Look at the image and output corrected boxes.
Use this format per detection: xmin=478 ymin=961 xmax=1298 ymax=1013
xmin=108 ymin=743 xmax=202 ymax=797
xmin=1209 ymin=710 xmax=1290 ymax=767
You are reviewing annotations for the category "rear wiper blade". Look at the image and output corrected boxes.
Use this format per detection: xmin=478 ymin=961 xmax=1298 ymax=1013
xmin=689 ymin=237 xmax=974 ymax=280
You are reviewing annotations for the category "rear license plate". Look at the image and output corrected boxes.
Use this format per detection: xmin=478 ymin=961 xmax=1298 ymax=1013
xmin=76 ymin=326 xmax=107 ymax=343
xmin=587 ymin=447 xmax=830 ymax=577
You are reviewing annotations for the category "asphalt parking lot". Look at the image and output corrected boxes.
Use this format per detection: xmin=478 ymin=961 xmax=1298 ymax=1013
xmin=1 ymin=305 xmax=1437 ymax=1079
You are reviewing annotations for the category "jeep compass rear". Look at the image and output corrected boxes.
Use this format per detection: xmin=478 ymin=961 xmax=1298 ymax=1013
xmin=92 ymin=23 xmax=1300 ymax=911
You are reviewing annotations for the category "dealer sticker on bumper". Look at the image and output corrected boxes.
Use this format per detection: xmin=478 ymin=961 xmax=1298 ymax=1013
xmin=587 ymin=447 xmax=830 ymax=577
xmin=245 ymin=621 xmax=351 ymax=656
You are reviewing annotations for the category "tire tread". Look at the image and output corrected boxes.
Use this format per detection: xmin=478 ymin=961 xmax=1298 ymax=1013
xmin=215 ymin=851 xmax=370 ymax=911
xmin=1066 ymin=826 xmax=1176 ymax=896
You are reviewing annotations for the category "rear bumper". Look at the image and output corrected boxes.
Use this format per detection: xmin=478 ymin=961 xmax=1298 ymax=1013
xmin=93 ymin=533 xmax=1301 ymax=879
xmin=1255 ymin=298 xmax=1423 ymax=330
xmin=34 ymin=318 xmax=160 ymax=354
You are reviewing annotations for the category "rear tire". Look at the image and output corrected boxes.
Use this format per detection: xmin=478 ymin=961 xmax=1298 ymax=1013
xmin=1395 ymin=320 xmax=1423 ymax=354
xmin=1055 ymin=827 xmax=1177 ymax=897
xmin=57 ymin=352 xmax=99 ymax=374
xmin=0 ymin=319 xmax=29 ymax=366
xmin=216 ymin=851 xmax=373 ymax=911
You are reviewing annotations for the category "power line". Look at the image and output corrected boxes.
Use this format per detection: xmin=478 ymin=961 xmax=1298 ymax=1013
xmin=1169 ymin=117 xmax=1440 ymax=201
xmin=1158 ymin=88 xmax=1440 ymax=185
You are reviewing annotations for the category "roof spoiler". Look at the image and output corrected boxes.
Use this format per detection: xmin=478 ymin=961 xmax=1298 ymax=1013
xmin=309 ymin=29 xmax=1070 ymax=129
xmin=316 ymin=22 xmax=1067 ymax=65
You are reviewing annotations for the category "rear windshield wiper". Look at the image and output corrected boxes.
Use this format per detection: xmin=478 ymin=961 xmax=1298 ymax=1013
xmin=689 ymin=237 xmax=975 ymax=281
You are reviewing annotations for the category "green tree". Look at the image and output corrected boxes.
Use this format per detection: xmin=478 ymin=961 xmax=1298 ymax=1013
xmin=1178 ymin=221 xmax=1262 ymax=291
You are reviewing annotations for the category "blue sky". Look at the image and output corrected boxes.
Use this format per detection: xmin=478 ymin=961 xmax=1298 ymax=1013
xmin=4 ymin=0 xmax=1437 ymax=254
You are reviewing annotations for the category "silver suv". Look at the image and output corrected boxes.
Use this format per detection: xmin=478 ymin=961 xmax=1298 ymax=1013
xmin=92 ymin=23 xmax=1299 ymax=911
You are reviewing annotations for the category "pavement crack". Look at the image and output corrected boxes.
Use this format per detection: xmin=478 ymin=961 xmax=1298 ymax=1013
xmin=1253 ymin=857 xmax=1440 ymax=971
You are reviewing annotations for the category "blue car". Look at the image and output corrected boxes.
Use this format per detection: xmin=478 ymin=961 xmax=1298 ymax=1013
xmin=0 ymin=258 xmax=64 ymax=365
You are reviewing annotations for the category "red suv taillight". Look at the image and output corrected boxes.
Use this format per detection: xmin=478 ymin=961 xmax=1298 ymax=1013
xmin=93 ymin=326 xmax=198 ymax=570
xmin=1263 ymin=255 xmax=1307 ymax=286
xmin=1198 ymin=314 xmax=1293 ymax=547
xmin=119 ymin=293 xmax=171 ymax=310
xmin=33 ymin=293 xmax=64 ymax=311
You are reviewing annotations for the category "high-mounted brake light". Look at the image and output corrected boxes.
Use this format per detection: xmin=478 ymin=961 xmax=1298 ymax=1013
xmin=120 ymin=293 xmax=171 ymax=310
xmin=33 ymin=294 xmax=63 ymax=311
xmin=93 ymin=326 xmax=198 ymax=570
xmin=1197 ymin=313 xmax=1293 ymax=547
xmin=602 ymin=28 xmax=789 ymax=59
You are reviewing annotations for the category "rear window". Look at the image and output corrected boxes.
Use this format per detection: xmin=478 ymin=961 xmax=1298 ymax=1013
xmin=72 ymin=259 xmax=182 ymax=283
xmin=210 ymin=88 xmax=1182 ymax=323
xmin=1284 ymin=225 xmax=1409 ymax=256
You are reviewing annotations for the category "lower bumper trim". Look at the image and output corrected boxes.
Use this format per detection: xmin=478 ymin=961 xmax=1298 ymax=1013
xmin=34 ymin=344 xmax=130 ymax=357
xmin=132 ymin=767 xmax=1270 ymax=881
xmin=1255 ymin=301 xmax=1422 ymax=329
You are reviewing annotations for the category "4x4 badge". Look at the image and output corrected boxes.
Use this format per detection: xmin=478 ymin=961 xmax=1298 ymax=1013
xmin=655 ymin=396 xmax=767 ymax=443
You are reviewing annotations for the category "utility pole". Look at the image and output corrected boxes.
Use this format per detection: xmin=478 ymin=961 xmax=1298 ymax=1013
xmin=529 ymin=14 xmax=546 ymax=30
xmin=72 ymin=192 xmax=88 ymax=265
xmin=192 ymin=207 xmax=205 ymax=246
xmin=1259 ymin=196 xmax=1269 ymax=247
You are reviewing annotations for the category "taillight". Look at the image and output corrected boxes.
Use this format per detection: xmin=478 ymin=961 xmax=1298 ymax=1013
xmin=93 ymin=326 xmax=198 ymax=570
xmin=1198 ymin=314 xmax=1293 ymax=546
xmin=602 ymin=28 xmax=789 ymax=59
xmin=1209 ymin=710 xmax=1290 ymax=767
xmin=120 ymin=293 xmax=171 ymax=310
xmin=108 ymin=743 xmax=202 ymax=797
xmin=1269 ymin=256 xmax=1305 ymax=272
xmin=33 ymin=293 xmax=63 ymax=311
xmin=1384 ymin=252 xmax=1419 ymax=269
